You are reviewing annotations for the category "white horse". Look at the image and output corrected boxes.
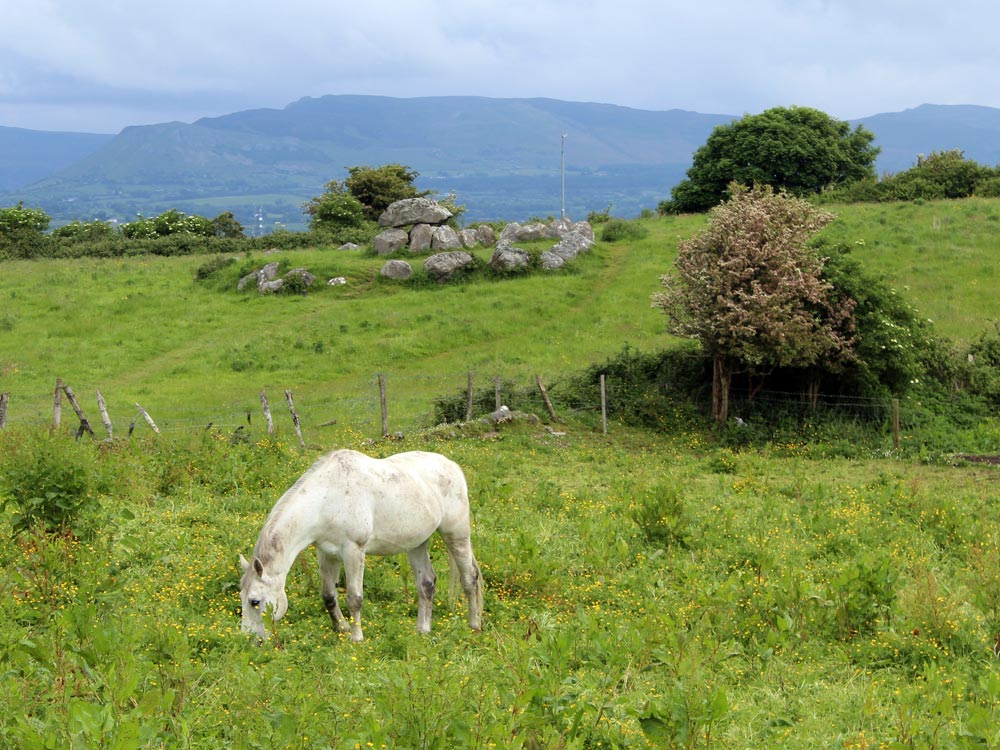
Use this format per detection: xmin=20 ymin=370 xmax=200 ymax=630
xmin=239 ymin=449 xmax=483 ymax=642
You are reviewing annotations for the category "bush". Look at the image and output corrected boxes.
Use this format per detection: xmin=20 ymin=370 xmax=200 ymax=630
xmin=1 ymin=432 xmax=96 ymax=534
xmin=599 ymin=219 xmax=649 ymax=242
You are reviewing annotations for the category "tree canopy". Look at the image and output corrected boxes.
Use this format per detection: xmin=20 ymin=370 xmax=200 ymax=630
xmin=660 ymin=107 xmax=879 ymax=214
xmin=653 ymin=183 xmax=855 ymax=422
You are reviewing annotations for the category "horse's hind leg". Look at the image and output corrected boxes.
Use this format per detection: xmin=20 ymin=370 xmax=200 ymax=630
xmin=317 ymin=549 xmax=349 ymax=634
xmin=406 ymin=541 xmax=436 ymax=634
xmin=442 ymin=534 xmax=483 ymax=632
xmin=342 ymin=543 xmax=367 ymax=643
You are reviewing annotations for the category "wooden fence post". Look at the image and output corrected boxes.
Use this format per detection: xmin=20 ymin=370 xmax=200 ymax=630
xmin=378 ymin=374 xmax=389 ymax=437
xmin=53 ymin=378 xmax=63 ymax=428
xmin=135 ymin=403 xmax=160 ymax=434
xmin=892 ymin=398 xmax=900 ymax=451
xmin=261 ymin=389 xmax=275 ymax=434
xmin=465 ymin=372 xmax=474 ymax=423
xmin=600 ymin=373 xmax=607 ymax=435
xmin=0 ymin=392 xmax=8 ymax=429
xmin=61 ymin=383 xmax=94 ymax=436
xmin=494 ymin=376 xmax=502 ymax=410
xmin=96 ymin=389 xmax=113 ymax=439
xmin=284 ymin=389 xmax=305 ymax=448
xmin=535 ymin=375 xmax=559 ymax=422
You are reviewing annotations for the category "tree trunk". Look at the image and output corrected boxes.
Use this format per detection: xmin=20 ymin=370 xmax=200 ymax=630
xmin=712 ymin=356 xmax=731 ymax=424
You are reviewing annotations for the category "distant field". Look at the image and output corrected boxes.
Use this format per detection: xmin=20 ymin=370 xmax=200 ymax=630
xmin=0 ymin=198 xmax=996 ymax=433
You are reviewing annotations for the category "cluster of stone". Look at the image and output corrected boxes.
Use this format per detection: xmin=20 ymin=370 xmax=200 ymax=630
xmin=237 ymin=261 xmax=316 ymax=294
xmin=373 ymin=198 xmax=497 ymax=256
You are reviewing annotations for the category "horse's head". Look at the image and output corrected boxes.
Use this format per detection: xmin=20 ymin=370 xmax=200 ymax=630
xmin=239 ymin=554 xmax=288 ymax=640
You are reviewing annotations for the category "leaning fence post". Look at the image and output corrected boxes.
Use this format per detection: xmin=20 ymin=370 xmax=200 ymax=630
xmin=135 ymin=403 xmax=160 ymax=434
xmin=0 ymin=392 xmax=9 ymax=429
xmin=600 ymin=373 xmax=608 ymax=435
xmin=61 ymin=383 xmax=95 ymax=436
xmin=285 ymin=389 xmax=305 ymax=448
xmin=465 ymin=372 xmax=474 ymax=422
xmin=535 ymin=375 xmax=559 ymax=423
xmin=261 ymin=389 xmax=275 ymax=434
xmin=96 ymin=389 xmax=113 ymax=439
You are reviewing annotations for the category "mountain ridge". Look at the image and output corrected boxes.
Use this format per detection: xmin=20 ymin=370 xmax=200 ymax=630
xmin=3 ymin=97 xmax=1000 ymax=228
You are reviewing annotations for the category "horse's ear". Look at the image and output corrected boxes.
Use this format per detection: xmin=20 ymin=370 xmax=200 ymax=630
xmin=253 ymin=557 xmax=265 ymax=577
xmin=239 ymin=554 xmax=250 ymax=572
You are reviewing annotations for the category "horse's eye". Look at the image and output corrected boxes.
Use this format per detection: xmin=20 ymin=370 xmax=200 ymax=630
xmin=250 ymin=598 xmax=261 ymax=609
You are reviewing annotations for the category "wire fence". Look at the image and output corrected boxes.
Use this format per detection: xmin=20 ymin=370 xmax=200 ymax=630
xmin=0 ymin=370 xmax=907 ymax=446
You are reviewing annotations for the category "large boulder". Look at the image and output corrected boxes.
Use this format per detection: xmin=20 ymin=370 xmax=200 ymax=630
xmin=488 ymin=240 xmax=531 ymax=272
xmin=549 ymin=230 xmax=594 ymax=262
xmin=540 ymin=251 xmax=565 ymax=270
xmin=458 ymin=229 xmax=480 ymax=248
xmin=431 ymin=225 xmax=463 ymax=251
xmin=238 ymin=261 xmax=281 ymax=291
xmin=475 ymin=224 xmax=496 ymax=247
xmin=408 ymin=224 xmax=434 ymax=253
xmin=380 ymin=259 xmax=413 ymax=280
xmin=378 ymin=198 xmax=453 ymax=228
xmin=373 ymin=228 xmax=409 ymax=255
xmin=424 ymin=251 xmax=475 ymax=282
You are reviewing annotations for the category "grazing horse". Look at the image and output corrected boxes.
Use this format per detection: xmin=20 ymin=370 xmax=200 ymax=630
xmin=239 ymin=449 xmax=483 ymax=642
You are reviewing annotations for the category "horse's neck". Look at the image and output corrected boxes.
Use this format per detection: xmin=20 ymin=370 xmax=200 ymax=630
xmin=255 ymin=496 xmax=317 ymax=576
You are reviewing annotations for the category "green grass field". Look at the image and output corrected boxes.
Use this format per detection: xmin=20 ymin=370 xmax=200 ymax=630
xmin=0 ymin=198 xmax=995 ymax=434
xmin=1 ymin=198 xmax=999 ymax=749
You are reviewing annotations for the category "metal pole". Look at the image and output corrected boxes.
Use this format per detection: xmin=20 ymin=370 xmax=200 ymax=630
xmin=561 ymin=134 xmax=567 ymax=220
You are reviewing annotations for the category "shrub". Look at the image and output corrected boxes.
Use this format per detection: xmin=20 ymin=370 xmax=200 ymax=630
xmin=599 ymin=219 xmax=649 ymax=242
xmin=1 ymin=432 xmax=96 ymax=534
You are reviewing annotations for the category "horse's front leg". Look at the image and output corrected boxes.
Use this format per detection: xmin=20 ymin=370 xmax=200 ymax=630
xmin=406 ymin=542 xmax=436 ymax=634
xmin=317 ymin=549 xmax=349 ymax=634
xmin=341 ymin=543 xmax=366 ymax=642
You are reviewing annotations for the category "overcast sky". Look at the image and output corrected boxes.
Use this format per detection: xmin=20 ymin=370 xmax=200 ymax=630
xmin=1 ymin=0 xmax=997 ymax=134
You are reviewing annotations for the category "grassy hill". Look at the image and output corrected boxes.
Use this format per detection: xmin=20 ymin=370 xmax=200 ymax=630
xmin=1 ymin=199 xmax=999 ymax=749
xmin=0 ymin=198 xmax=996 ymax=436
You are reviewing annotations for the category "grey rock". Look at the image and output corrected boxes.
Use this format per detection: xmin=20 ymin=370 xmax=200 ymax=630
xmin=380 ymin=259 xmax=413 ymax=280
xmin=424 ymin=251 xmax=475 ymax=282
xmin=431 ymin=225 xmax=463 ymax=251
xmin=408 ymin=224 xmax=433 ymax=253
xmin=459 ymin=229 xmax=480 ymax=248
xmin=373 ymin=228 xmax=409 ymax=255
xmin=474 ymin=224 xmax=496 ymax=247
xmin=378 ymin=197 xmax=453 ymax=228
xmin=540 ymin=251 xmax=565 ymax=270
xmin=488 ymin=240 xmax=531 ymax=272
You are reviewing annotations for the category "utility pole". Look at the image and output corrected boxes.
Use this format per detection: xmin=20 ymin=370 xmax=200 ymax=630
xmin=561 ymin=133 xmax=567 ymax=220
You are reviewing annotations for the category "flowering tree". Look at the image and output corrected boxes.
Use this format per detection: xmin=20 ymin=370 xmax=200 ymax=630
xmin=653 ymin=184 xmax=855 ymax=422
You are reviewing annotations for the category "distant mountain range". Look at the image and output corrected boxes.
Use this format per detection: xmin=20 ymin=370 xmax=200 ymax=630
xmin=3 ymin=97 xmax=1000 ymax=230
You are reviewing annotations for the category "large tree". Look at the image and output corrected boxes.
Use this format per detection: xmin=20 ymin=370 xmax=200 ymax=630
xmin=661 ymin=106 xmax=879 ymax=214
xmin=653 ymin=184 xmax=855 ymax=422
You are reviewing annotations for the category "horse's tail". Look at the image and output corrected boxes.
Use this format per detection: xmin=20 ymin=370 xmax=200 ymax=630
xmin=448 ymin=549 xmax=484 ymax=620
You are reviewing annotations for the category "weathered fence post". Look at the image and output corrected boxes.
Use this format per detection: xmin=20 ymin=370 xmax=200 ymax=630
xmin=53 ymin=378 xmax=63 ymax=428
xmin=600 ymin=373 xmax=607 ymax=435
xmin=261 ymin=389 xmax=275 ymax=434
xmin=61 ymin=383 xmax=95 ymax=436
xmin=465 ymin=372 xmax=474 ymax=423
xmin=494 ymin=375 xmax=502 ymax=410
xmin=892 ymin=398 xmax=900 ymax=451
xmin=535 ymin=375 xmax=559 ymax=422
xmin=96 ymin=389 xmax=113 ymax=439
xmin=0 ymin=392 xmax=9 ymax=429
xmin=135 ymin=403 xmax=160 ymax=434
xmin=285 ymin=389 xmax=305 ymax=448
xmin=378 ymin=374 xmax=389 ymax=437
